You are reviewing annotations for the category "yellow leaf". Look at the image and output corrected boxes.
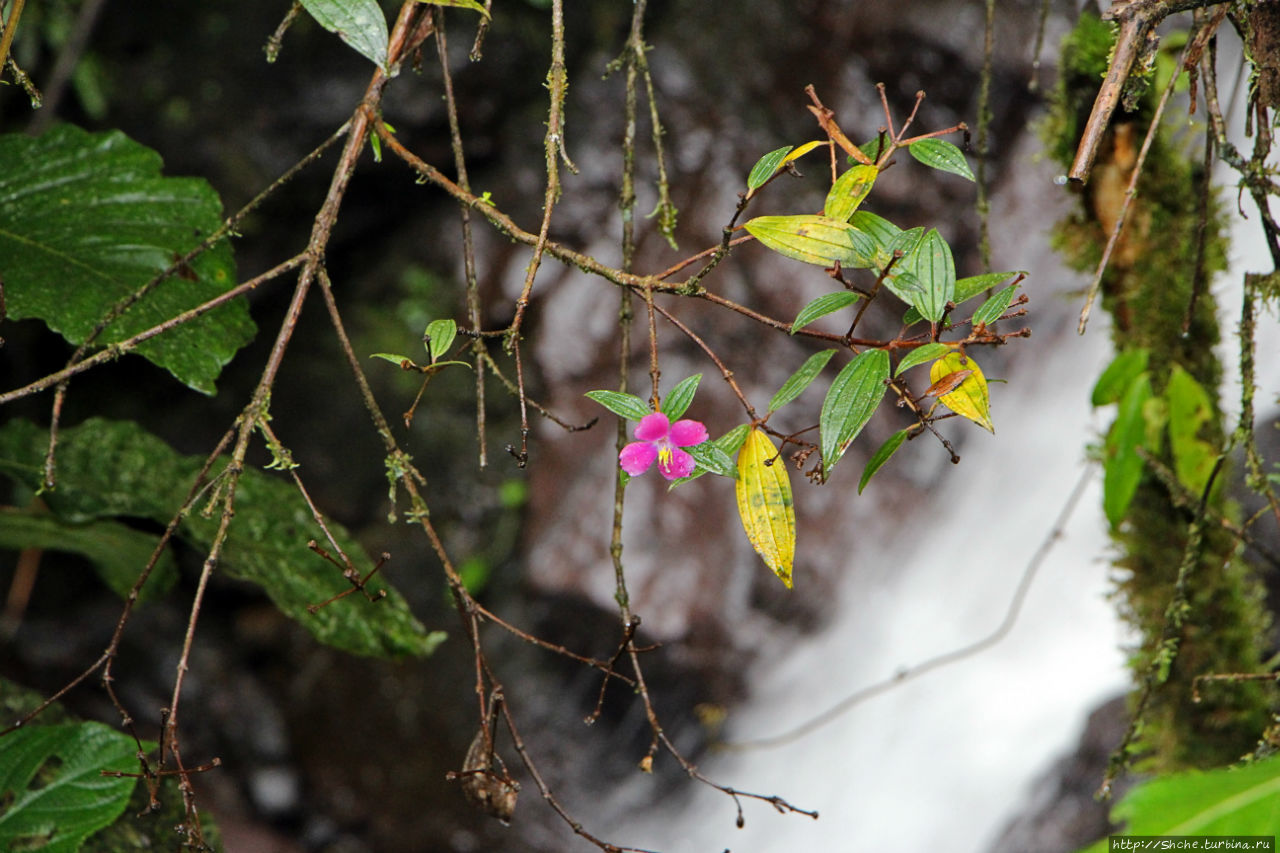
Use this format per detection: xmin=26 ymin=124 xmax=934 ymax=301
xmin=783 ymin=140 xmax=828 ymax=164
xmin=735 ymin=428 xmax=796 ymax=588
xmin=929 ymin=352 xmax=994 ymax=433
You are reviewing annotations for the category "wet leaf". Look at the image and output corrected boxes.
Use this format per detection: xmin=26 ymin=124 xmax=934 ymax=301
xmin=299 ymin=0 xmax=389 ymax=69
xmin=0 ymin=126 xmax=253 ymax=395
xmin=824 ymin=164 xmax=878 ymax=222
xmin=769 ymin=350 xmax=836 ymax=412
xmin=686 ymin=441 xmax=737 ymax=479
xmin=660 ymin=374 xmax=702 ymax=421
xmin=820 ymin=349 xmax=890 ymax=475
xmin=669 ymin=424 xmax=752 ymax=488
xmin=904 ymin=228 xmax=955 ymax=323
xmin=894 ymin=342 xmax=951 ymax=377
xmin=859 ymin=429 xmax=909 ymax=494
xmin=735 ymin=428 xmax=795 ymax=588
xmin=929 ymin=352 xmax=994 ymax=432
xmin=585 ymin=390 xmax=651 ymax=421
xmin=908 ymin=138 xmax=975 ymax=181
xmin=744 ymin=214 xmax=877 ymax=269
xmin=791 ymin=292 xmax=860 ymax=334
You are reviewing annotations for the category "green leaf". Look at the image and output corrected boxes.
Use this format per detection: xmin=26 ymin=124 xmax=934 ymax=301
xmin=424 ymin=318 xmax=458 ymax=363
xmin=372 ymin=352 xmax=416 ymax=367
xmin=746 ymin=146 xmax=793 ymax=195
xmin=820 ymin=349 xmax=890 ymax=476
xmin=1165 ymin=365 xmax=1217 ymax=498
xmin=298 ymin=0 xmax=389 ymax=69
xmin=769 ymin=350 xmax=836 ymax=412
xmin=0 ymin=722 xmax=142 ymax=852
xmin=0 ymin=419 xmax=441 ymax=658
xmin=668 ymin=424 xmax=752 ymax=488
xmin=791 ymin=292 xmax=860 ymax=334
xmin=585 ymin=390 xmax=651 ymax=421
xmin=1077 ymin=757 xmax=1280 ymax=852
xmin=903 ymin=228 xmax=956 ymax=323
xmin=1103 ymin=373 xmax=1153 ymax=527
xmin=908 ymin=138 xmax=975 ymax=181
xmin=894 ymin=342 xmax=951 ymax=377
xmin=660 ymin=374 xmax=702 ymax=421
xmin=0 ymin=508 xmax=176 ymax=602
xmin=686 ymin=441 xmax=737 ymax=479
xmin=0 ymin=126 xmax=254 ymax=395
xmin=971 ymin=282 xmax=1019 ymax=327
xmin=1092 ymin=348 xmax=1150 ymax=406
xmin=953 ymin=270 xmax=1025 ymax=306
xmin=859 ymin=429 xmax=909 ymax=494
xmin=824 ymin=165 xmax=878 ymax=222
xmin=744 ymin=214 xmax=878 ymax=269
xmin=418 ymin=0 xmax=491 ymax=16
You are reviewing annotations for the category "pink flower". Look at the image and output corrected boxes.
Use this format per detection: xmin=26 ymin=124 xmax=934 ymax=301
xmin=619 ymin=412 xmax=708 ymax=480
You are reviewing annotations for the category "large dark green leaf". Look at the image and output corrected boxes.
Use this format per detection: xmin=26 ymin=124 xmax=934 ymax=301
xmin=299 ymin=0 xmax=389 ymax=69
xmin=0 ymin=723 xmax=141 ymax=852
xmin=903 ymin=228 xmax=955 ymax=323
xmin=0 ymin=508 xmax=176 ymax=602
xmin=0 ymin=126 xmax=254 ymax=395
xmin=819 ymin=349 xmax=890 ymax=476
xmin=0 ymin=419 xmax=442 ymax=658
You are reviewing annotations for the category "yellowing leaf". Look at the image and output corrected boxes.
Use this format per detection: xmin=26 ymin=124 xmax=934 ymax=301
xmin=783 ymin=140 xmax=827 ymax=164
xmin=735 ymin=428 xmax=796 ymax=588
xmin=929 ymin=352 xmax=994 ymax=433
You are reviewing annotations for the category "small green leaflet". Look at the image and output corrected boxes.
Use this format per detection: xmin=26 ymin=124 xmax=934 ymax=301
xmin=669 ymin=424 xmax=751 ymax=488
xmin=585 ymin=390 xmax=651 ymax=421
xmin=953 ymin=270 xmax=1025 ymax=306
xmin=746 ymin=146 xmax=794 ymax=195
xmin=791 ymin=292 xmax=860 ymax=334
xmin=424 ymin=318 xmax=458 ymax=363
xmin=745 ymin=215 xmax=878 ymax=269
xmin=894 ymin=342 xmax=951 ymax=377
xmin=660 ymin=374 xmax=702 ymax=420
xmin=1092 ymin=348 xmax=1150 ymax=406
xmin=769 ymin=350 xmax=836 ymax=412
xmin=1103 ymin=373 xmax=1153 ymax=527
xmin=819 ymin=349 xmax=889 ymax=477
xmin=824 ymin=165 xmax=878 ymax=222
xmin=1165 ymin=365 xmax=1217 ymax=499
xmin=686 ymin=441 xmax=737 ymax=479
xmin=859 ymin=429 xmax=908 ymax=493
xmin=971 ymin=283 xmax=1019 ymax=327
xmin=299 ymin=0 xmax=389 ymax=69
xmin=908 ymin=138 xmax=975 ymax=181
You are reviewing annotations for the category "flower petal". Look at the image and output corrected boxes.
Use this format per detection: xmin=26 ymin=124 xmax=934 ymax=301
xmin=619 ymin=441 xmax=657 ymax=475
xmin=668 ymin=419 xmax=709 ymax=447
xmin=658 ymin=447 xmax=697 ymax=480
xmin=633 ymin=412 xmax=670 ymax=442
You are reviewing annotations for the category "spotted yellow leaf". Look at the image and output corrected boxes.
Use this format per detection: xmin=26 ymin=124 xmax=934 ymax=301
xmin=929 ymin=352 xmax=994 ymax=433
xmin=735 ymin=427 xmax=796 ymax=588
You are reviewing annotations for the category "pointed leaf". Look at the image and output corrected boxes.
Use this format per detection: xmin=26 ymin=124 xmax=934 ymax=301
xmin=971 ymin=282 xmax=1019 ymax=327
xmin=908 ymin=138 xmax=975 ymax=181
xmin=782 ymin=140 xmax=827 ymax=164
xmin=929 ymin=352 xmax=994 ymax=432
xmin=953 ymin=270 xmax=1025 ymax=305
xmin=1102 ymin=373 xmax=1153 ymax=527
xmin=895 ymin=342 xmax=952 ymax=377
xmin=371 ymin=353 xmax=417 ymax=368
xmin=299 ymin=0 xmax=389 ymax=69
xmin=791 ymin=292 xmax=861 ymax=334
xmin=904 ymin=228 xmax=956 ymax=323
xmin=1092 ymin=348 xmax=1150 ymax=406
xmin=668 ymin=424 xmax=752 ymax=488
xmin=585 ymin=390 xmax=651 ymax=421
xmin=686 ymin=441 xmax=737 ymax=479
xmin=745 ymin=214 xmax=877 ymax=268
xmin=859 ymin=429 xmax=909 ymax=494
xmin=424 ymin=318 xmax=458 ymax=363
xmin=0 ymin=722 xmax=143 ymax=852
xmin=0 ymin=419 xmax=441 ymax=658
xmin=0 ymin=508 xmax=176 ymax=602
xmin=769 ymin=350 xmax=836 ymax=412
xmin=735 ymin=428 xmax=796 ymax=588
xmin=824 ymin=165 xmax=878 ymax=222
xmin=1165 ymin=365 xmax=1217 ymax=498
xmin=746 ymin=146 xmax=793 ymax=195
xmin=0 ymin=126 xmax=254 ymax=395
xmin=660 ymin=374 xmax=702 ymax=421
xmin=820 ymin=349 xmax=890 ymax=475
